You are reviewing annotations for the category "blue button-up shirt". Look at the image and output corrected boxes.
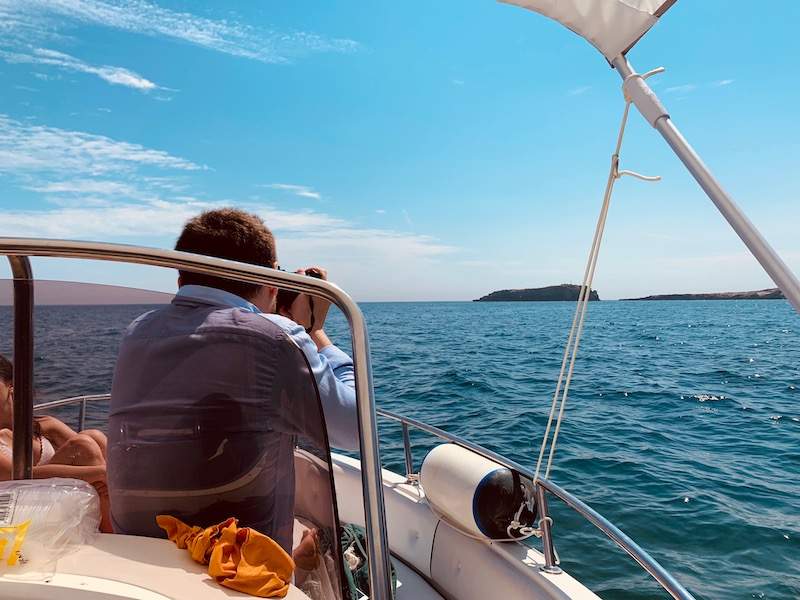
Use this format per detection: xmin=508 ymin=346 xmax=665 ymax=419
xmin=175 ymin=284 xmax=359 ymax=450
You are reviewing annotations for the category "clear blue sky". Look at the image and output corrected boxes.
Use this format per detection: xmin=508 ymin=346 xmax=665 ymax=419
xmin=0 ymin=1 xmax=798 ymax=301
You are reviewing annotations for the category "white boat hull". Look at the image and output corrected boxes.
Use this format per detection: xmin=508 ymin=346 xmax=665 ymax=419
xmin=331 ymin=453 xmax=600 ymax=600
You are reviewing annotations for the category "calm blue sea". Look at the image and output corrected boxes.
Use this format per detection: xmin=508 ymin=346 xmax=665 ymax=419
xmin=1 ymin=299 xmax=798 ymax=599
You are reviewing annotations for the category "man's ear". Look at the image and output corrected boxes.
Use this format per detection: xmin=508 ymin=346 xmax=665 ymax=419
xmin=177 ymin=274 xmax=183 ymax=288
xmin=266 ymin=286 xmax=279 ymax=313
xmin=251 ymin=285 xmax=278 ymax=313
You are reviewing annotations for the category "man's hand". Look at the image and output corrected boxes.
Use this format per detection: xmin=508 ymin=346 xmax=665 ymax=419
xmin=286 ymin=266 xmax=333 ymax=350
xmin=302 ymin=266 xmax=331 ymax=333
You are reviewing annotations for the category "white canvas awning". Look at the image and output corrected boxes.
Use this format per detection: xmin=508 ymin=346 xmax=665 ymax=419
xmin=500 ymin=0 xmax=677 ymax=61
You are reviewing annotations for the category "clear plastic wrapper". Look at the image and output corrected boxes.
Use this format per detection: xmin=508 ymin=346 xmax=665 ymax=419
xmin=0 ymin=478 xmax=100 ymax=579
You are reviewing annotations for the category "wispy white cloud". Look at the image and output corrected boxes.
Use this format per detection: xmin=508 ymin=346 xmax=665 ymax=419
xmin=0 ymin=198 xmax=345 ymax=238
xmin=450 ymin=78 xmax=465 ymax=86
xmin=0 ymin=111 xmax=451 ymax=265
xmin=0 ymin=196 xmax=456 ymax=286
xmin=0 ymin=0 xmax=359 ymax=64
xmin=281 ymin=227 xmax=454 ymax=260
xmin=401 ymin=209 xmax=413 ymax=226
xmin=567 ymin=85 xmax=591 ymax=96
xmin=29 ymin=178 xmax=142 ymax=197
xmin=375 ymin=209 xmax=386 ymax=214
xmin=664 ymin=79 xmax=735 ymax=97
xmin=0 ymin=195 xmax=457 ymax=302
xmin=263 ymin=183 xmax=321 ymax=200
xmin=0 ymin=113 xmax=200 ymax=176
xmin=0 ymin=47 xmax=159 ymax=90
xmin=665 ymin=83 xmax=697 ymax=95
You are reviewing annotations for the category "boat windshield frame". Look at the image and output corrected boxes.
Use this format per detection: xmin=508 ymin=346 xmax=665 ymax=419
xmin=0 ymin=236 xmax=393 ymax=600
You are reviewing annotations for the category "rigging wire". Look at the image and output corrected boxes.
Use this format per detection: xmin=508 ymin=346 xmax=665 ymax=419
xmin=533 ymin=89 xmax=661 ymax=483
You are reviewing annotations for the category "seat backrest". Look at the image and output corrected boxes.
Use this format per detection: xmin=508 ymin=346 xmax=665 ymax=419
xmin=107 ymin=299 xmax=346 ymax=599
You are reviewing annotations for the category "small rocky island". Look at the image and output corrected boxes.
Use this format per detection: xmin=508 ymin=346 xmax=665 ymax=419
xmin=623 ymin=288 xmax=785 ymax=301
xmin=474 ymin=284 xmax=599 ymax=302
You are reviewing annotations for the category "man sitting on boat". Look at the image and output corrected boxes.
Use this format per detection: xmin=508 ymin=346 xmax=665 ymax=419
xmin=107 ymin=208 xmax=359 ymax=552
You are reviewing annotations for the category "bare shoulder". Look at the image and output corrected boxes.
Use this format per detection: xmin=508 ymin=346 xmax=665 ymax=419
xmin=0 ymin=431 xmax=12 ymax=479
xmin=36 ymin=415 xmax=76 ymax=439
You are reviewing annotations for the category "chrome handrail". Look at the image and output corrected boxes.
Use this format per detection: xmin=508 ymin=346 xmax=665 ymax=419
xmin=1 ymin=237 xmax=392 ymax=600
xmin=34 ymin=394 xmax=111 ymax=431
xmin=34 ymin=394 xmax=111 ymax=410
xmin=40 ymin=393 xmax=696 ymax=600
xmin=375 ymin=408 xmax=696 ymax=600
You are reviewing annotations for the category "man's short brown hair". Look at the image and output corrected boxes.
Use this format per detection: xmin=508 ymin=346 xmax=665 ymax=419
xmin=175 ymin=208 xmax=276 ymax=299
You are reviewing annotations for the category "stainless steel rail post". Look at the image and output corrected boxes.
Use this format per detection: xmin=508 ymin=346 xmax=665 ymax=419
xmin=535 ymin=483 xmax=561 ymax=574
xmin=401 ymin=422 xmax=416 ymax=483
xmin=78 ymin=398 xmax=87 ymax=432
xmin=612 ymin=55 xmax=800 ymax=314
xmin=539 ymin=478 xmax=695 ymax=600
xmin=7 ymin=255 xmax=34 ymax=479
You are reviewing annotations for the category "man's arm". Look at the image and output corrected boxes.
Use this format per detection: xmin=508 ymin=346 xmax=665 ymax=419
xmin=272 ymin=266 xmax=359 ymax=450
xmin=0 ymin=455 xmax=105 ymax=484
xmin=265 ymin=314 xmax=359 ymax=450
xmin=309 ymin=330 xmax=333 ymax=353
xmin=37 ymin=416 xmax=78 ymax=449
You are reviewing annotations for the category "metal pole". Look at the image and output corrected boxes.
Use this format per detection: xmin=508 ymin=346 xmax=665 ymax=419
xmin=611 ymin=56 xmax=800 ymax=314
xmin=535 ymin=483 xmax=561 ymax=574
xmin=7 ymin=256 xmax=34 ymax=479
xmin=78 ymin=399 xmax=87 ymax=432
xmin=346 ymin=316 xmax=393 ymax=600
xmin=401 ymin=422 xmax=415 ymax=482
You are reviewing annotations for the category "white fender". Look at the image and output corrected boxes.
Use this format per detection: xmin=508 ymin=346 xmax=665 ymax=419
xmin=420 ymin=443 xmax=521 ymax=539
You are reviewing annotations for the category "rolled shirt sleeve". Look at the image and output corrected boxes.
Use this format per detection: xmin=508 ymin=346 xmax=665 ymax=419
xmin=263 ymin=315 xmax=359 ymax=451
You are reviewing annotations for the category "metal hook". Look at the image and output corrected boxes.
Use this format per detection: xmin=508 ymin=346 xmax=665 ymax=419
xmin=617 ymin=169 xmax=661 ymax=182
xmin=612 ymin=155 xmax=661 ymax=183
xmin=641 ymin=66 xmax=665 ymax=80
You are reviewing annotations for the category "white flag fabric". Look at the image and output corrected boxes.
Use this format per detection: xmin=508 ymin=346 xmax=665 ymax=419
xmin=500 ymin=0 xmax=676 ymax=61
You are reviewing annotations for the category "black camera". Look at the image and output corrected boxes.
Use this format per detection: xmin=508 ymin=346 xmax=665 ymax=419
xmin=276 ymin=268 xmax=322 ymax=313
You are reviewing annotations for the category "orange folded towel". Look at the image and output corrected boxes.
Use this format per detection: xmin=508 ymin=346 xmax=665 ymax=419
xmin=157 ymin=515 xmax=295 ymax=598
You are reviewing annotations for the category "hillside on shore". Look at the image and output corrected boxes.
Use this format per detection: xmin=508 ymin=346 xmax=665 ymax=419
xmin=0 ymin=280 xmax=173 ymax=305
xmin=623 ymin=288 xmax=785 ymax=301
xmin=474 ymin=284 xmax=599 ymax=302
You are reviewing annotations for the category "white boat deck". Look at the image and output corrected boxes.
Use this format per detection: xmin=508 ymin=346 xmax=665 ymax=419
xmin=0 ymin=533 xmax=442 ymax=600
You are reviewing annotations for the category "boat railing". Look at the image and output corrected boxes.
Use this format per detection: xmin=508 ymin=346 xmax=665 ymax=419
xmin=2 ymin=238 xmax=392 ymax=599
xmin=37 ymin=393 xmax=695 ymax=600
xmin=34 ymin=394 xmax=110 ymax=432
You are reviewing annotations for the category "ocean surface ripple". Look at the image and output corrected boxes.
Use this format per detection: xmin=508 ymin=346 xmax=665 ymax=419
xmin=1 ymin=299 xmax=798 ymax=599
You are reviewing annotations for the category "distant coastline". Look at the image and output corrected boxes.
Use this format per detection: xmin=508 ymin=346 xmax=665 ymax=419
xmin=0 ymin=280 xmax=172 ymax=305
xmin=474 ymin=284 xmax=599 ymax=302
xmin=622 ymin=288 xmax=785 ymax=301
